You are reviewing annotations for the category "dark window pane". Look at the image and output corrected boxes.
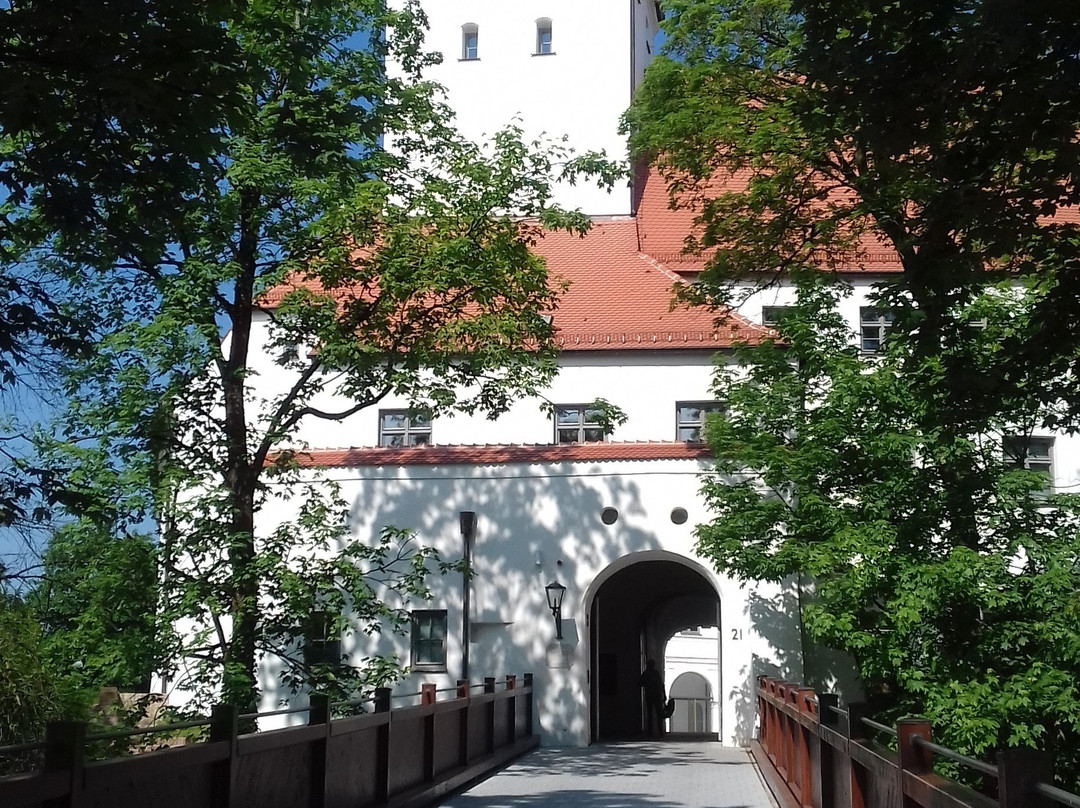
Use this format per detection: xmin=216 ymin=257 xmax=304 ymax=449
xmin=557 ymin=428 xmax=580 ymax=444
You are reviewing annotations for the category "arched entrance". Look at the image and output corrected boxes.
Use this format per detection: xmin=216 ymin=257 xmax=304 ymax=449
xmin=586 ymin=552 xmax=720 ymax=741
xmin=669 ymin=672 xmax=711 ymax=733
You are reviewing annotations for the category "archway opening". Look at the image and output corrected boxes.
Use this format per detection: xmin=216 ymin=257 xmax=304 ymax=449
xmin=588 ymin=557 xmax=719 ymax=741
xmin=669 ymin=671 xmax=712 ymax=733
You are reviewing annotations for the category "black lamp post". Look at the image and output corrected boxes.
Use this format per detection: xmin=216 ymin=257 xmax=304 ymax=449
xmin=460 ymin=511 xmax=476 ymax=681
xmin=545 ymin=579 xmax=567 ymax=640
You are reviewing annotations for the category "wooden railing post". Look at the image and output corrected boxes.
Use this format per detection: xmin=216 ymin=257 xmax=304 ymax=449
xmin=505 ymin=675 xmax=517 ymax=742
xmin=998 ymin=747 xmax=1052 ymax=808
xmin=524 ymin=673 xmax=534 ymax=737
xmin=818 ymin=694 xmax=840 ymax=727
xmin=782 ymin=683 xmax=798 ymax=789
xmin=757 ymin=676 xmax=769 ymax=750
xmin=817 ymin=693 xmax=840 ymax=808
xmin=897 ymin=718 xmax=933 ymax=808
xmin=308 ymin=695 xmax=330 ymax=808
xmin=209 ymin=704 xmax=238 ymax=808
xmin=845 ymin=703 xmax=870 ymax=808
xmin=897 ymin=719 xmax=933 ymax=774
xmin=457 ymin=680 xmax=470 ymax=766
xmin=797 ymin=688 xmax=817 ymax=808
xmin=484 ymin=677 xmax=497 ymax=754
xmin=420 ymin=684 xmax=437 ymax=782
xmin=43 ymin=720 xmax=86 ymax=808
xmin=374 ymin=687 xmax=391 ymax=803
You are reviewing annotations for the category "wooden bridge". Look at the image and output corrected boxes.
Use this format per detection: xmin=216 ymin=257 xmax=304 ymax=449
xmin=3 ymin=674 xmax=1080 ymax=808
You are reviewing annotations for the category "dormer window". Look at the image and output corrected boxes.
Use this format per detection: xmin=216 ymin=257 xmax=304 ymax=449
xmin=536 ymin=19 xmax=553 ymax=55
xmin=462 ymin=23 xmax=479 ymax=60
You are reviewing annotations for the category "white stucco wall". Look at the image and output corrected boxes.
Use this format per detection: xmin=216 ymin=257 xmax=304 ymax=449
xmin=250 ymin=457 xmax=804 ymax=747
xmin=390 ymin=0 xmax=656 ymax=215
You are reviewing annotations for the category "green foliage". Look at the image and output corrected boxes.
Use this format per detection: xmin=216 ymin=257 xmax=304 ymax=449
xmin=699 ymin=277 xmax=1080 ymax=786
xmin=27 ymin=521 xmax=170 ymax=693
xmin=0 ymin=602 xmax=87 ymax=760
xmin=625 ymin=0 xmax=1080 ymax=407
xmin=628 ymin=0 xmax=1080 ymax=785
xmin=11 ymin=0 xmax=614 ymax=713
xmin=0 ymin=0 xmax=243 ymax=532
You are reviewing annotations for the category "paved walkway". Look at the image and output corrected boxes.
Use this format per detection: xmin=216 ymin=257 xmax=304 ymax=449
xmin=435 ymin=742 xmax=778 ymax=808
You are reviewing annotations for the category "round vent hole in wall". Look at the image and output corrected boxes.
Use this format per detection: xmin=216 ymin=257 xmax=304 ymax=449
xmin=600 ymin=507 xmax=618 ymax=525
xmin=670 ymin=507 xmax=688 ymax=525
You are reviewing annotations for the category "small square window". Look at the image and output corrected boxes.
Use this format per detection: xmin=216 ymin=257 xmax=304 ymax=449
xmin=1003 ymin=435 xmax=1054 ymax=495
xmin=676 ymin=401 xmax=723 ymax=443
xmin=380 ymin=409 xmax=431 ymax=447
xmin=411 ymin=610 xmax=447 ymax=672
xmin=555 ymin=405 xmax=607 ymax=444
xmin=860 ymin=307 xmax=895 ymax=353
xmin=305 ymin=612 xmax=342 ymax=667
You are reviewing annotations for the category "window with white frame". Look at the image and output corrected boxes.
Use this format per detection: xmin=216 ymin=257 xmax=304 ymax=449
xmin=379 ymin=410 xmax=431 ymax=447
xmin=676 ymin=402 xmax=723 ymax=442
xmin=461 ymin=23 xmax=479 ymax=60
xmin=411 ymin=610 xmax=447 ymax=672
xmin=555 ymin=405 xmax=607 ymax=444
xmin=860 ymin=307 xmax=895 ymax=353
xmin=1003 ymin=435 xmax=1054 ymax=494
xmin=535 ymin=18 xmax=553 ymax=54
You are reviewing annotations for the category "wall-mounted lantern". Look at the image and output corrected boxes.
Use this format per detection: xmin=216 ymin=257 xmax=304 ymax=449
xmin=545 ymin=579 xmax=567 ymax=640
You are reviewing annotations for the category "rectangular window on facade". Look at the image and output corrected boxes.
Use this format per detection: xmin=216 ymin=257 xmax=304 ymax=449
xmin=379 ymin=410 xmax=432 ymax=447
xmin=462 ymin=25 xmax=478 ymax=60
xmin=536 ymin=20 xmax=553 ymax=54
xmin=304 ymin=611 xmax=342 ymax=667
xmin=761 ymin=306 xmax=795 ymax=329
xmin=860 ymin=307 xmax=895 ymax=353
xmin=411 ymin=610 xmax=448 ymax=672
xmin=676 ymin=402 xmax=723 ymax=442
xmin=1003 ymin=435 xmax=1054 ymax=494
xmin=555 ymin=405 xmax=607 ymax=444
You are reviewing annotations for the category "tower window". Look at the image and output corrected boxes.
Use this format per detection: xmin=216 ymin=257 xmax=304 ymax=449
xmin=462 ymin=23 xmax=479 ymax=60
xmin=536 ymin=19 xmax=553 ymax=55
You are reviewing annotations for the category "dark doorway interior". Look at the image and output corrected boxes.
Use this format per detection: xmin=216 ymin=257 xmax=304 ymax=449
xmin=589 ymin=559 xmax=719 ymax=741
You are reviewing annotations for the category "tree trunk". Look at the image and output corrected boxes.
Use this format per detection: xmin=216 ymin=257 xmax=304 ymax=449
xmin=220 ymin=187 xmax=260 ymax=713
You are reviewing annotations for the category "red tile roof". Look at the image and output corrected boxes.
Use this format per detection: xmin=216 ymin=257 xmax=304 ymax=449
xmin=530 ymin=219 xmax=771 ymax=350
xmin=634 ymin=167 xmax=904 ymax=273
xmin=281 ymin=442 xmax=714 ymax=468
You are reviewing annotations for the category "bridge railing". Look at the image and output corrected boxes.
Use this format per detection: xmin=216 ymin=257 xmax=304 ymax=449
xmin=754 ymin=676 xmax=1080 ymax=808
xmin=0 ymin=673 xmax=537 ymax=808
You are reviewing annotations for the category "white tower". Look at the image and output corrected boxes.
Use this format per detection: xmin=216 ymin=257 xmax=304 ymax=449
xmin=414 ymin=1 xmax=662 ymax=215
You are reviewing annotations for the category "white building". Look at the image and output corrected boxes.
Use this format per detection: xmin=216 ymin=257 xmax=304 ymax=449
xmin=394 ymin=0 xmax=662 ymax=215
xmin=241 ymin=1 xmax=1080 ymax=747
